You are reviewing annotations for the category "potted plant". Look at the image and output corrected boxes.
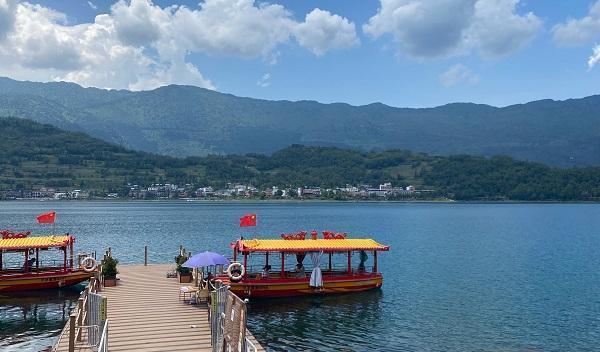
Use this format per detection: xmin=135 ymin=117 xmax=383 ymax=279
xmin=102 ymin=256 xmax=119 ymax=287
xmin=175 ymin=254 xmax=192 ymax=283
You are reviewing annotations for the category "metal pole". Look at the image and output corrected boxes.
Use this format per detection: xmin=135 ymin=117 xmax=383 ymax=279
xmin=347 ymin=251 xmax=351 ymax=274
xmin=280 ymin=252 xmax=285 ymax=278
xmin=374 ymin=251 xmax=378 ymax=273
xmin=69 ymin=239 xmax=74 ymax=269
xmin=144 ymin=245 xmax=148 ymax=266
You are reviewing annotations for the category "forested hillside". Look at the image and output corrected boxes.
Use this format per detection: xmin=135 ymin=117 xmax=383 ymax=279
xmin=1 ymin=77 xmax=600 ymax=166
xmin=2 ymin=118 xmax=600 ymax=201
xmin=0 ymin=117 xmax=427 ymax=192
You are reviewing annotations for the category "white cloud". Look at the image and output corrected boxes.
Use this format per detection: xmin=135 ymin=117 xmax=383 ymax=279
xmin=0 ymin=0 xmax=357 ymax=90
xmin=363 ymin=0 xmax=541 ymax=59
xmin=111 ymin=0 xmax=167 ymax=47
xmin=588 ymin=44 xmax=600 ymax=69
xmin=552 ymin=1 xmax=600 ymax=47
xmin=294 ymin=8 xmax=358 ymax=56
xmin=6 ymin=3 xmax=83 ymax=71
xmin=469 ymin=0 xmax=542 ymax=59
xmin=88 ymin=1 xmax=97 ymax=10
xmin=172 ymin=0 xmax=295 ymax=59
xmin=439 ymin=63 xmax=479 ymax=86
xmin=0 ymin=2 xmax=212 ymax=90
xmin=363 ymin=0 xmax=475 ymax=58
xmin=0 ymin=0 xmax=17 ymax=40
xmin=256 ymin=73 xmax=271 ymax=88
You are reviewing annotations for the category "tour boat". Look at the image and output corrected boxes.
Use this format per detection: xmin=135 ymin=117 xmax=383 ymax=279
xmin=0 ymin=232 xmax=95 ymax=292
xmin=218 ymin=231 xmax=389 ymax=298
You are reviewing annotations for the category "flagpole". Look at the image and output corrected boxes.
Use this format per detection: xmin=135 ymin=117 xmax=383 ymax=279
xmin=253 ymin=215 xmax=258 ymax=239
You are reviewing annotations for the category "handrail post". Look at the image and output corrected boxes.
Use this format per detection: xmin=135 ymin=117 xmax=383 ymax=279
xmin=98 ymin=263 xmax=103 ymax=290
xmin=76 ymin=297 xmax=84 ymax=341
xmin=144 ymin=245 xmax=148 ymax=266
xmin=68 ymin=313 xmax=76 ymax=352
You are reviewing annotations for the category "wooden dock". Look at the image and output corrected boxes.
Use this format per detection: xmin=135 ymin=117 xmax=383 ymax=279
xmin=55 ymin=264 xmax=264 ymax=352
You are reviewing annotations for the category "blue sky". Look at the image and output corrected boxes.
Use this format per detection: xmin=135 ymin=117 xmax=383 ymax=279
xmin=1 ymin=0 xmax=600 ymax=108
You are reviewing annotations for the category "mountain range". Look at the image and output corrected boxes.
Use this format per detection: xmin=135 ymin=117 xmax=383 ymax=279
xmin=0 ymin=77 xmax=598 ymax=166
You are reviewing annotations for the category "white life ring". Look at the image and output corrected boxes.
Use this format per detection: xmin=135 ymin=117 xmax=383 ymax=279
xmin=226 ymin=262 xmax=245 ymax=282
xmin=80 ymin=257 xmax=97 ymax=272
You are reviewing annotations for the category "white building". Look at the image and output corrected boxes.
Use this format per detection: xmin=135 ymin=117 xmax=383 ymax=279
xmin=379 ymin=182 xmax=393 ymax=190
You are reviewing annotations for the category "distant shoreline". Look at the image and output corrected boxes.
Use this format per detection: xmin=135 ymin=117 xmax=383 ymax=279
xmin=1 ymin=198 xmax=599 ymax=204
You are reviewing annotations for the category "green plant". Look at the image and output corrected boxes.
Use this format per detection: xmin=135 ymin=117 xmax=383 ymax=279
xmin=102 ymin=256 xmax=118 ymax=278
xmin=175 ymin=254 xmax=191 ymax=275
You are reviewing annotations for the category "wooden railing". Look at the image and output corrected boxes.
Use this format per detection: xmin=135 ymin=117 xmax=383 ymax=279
xmin=51 ymin=250 xmax=109 ymax=352
xmin=51 ymin=275 xmax=100 ymax=352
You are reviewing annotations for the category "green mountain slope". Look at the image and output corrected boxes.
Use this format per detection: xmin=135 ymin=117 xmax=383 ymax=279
xmin=1 ymin=77 xmax=600 ymax=166
xmin=1 ymin=117 xmax=600 ymax=201
xmin=0 ymin=117 xmax=426 ymax=192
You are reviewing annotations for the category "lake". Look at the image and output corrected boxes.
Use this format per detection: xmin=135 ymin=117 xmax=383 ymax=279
xmin=1 ymin=201 xmax=600 ymax=351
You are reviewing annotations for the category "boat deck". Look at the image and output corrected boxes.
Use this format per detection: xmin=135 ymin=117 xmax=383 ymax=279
xmin=55 ymin=264 xmax=264 ymax=352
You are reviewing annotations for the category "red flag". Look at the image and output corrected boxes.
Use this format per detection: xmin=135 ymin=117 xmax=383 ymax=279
xmin=37 ymin=211 xmax=56 ymax=224
xmin=240 ymin=214 xmax=257 ymax=227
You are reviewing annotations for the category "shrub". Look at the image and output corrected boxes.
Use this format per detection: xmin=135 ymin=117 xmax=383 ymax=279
xmin=175 ymin=254 xmax=191 ymax=275
xmin=102 ymin=256 xmax=118 ymax=278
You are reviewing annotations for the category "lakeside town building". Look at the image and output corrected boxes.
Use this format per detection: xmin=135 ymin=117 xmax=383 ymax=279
xmin=1 ymin=182 xmax=428 ymax=201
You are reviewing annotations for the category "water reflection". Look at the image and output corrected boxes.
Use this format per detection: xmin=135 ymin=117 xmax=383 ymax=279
xmin=0 ymin=286 xmax=82 ymax=351
xmin=248 ymin=290 xmax=384 ymax=351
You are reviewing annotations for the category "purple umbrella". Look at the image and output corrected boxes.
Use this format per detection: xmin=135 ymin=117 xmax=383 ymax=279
xmin=182 ymin=251 xmax=230 ymax=268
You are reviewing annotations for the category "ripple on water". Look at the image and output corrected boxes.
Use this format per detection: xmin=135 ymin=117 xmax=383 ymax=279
xmin=2 ymin=202 xmax=600 ymax=351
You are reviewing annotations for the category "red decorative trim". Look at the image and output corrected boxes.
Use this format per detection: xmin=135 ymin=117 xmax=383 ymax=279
xmin=242 ymin=246 xmax=389 ymax=253
xmin=224 ymin=273 xmax=383 ymax=298
xmin=1 ymin=230 xmax=31 ymax=239
xmin=323 ymin=231 xmax=347 ymax=239
xmin=281 ymin=231 xmax=307 ymax=240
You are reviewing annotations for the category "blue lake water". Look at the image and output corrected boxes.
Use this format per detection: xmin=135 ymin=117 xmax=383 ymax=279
xmin=1 ymin=201 xmax=600 ymax=351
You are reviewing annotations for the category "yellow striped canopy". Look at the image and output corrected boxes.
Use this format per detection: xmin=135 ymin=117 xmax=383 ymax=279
xmin=238 ymin=238 xmax=389 ymax=253
xmin=0 ymin=235 xmax=72 ymax=250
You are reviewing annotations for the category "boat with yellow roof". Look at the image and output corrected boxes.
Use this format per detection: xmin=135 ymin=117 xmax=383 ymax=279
xmin=0 ymin=232 xmax=94 ymax=292
xmin=217 ymin=231 xmax=389 ymax=298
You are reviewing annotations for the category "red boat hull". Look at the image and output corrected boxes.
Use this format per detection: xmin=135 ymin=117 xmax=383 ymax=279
xmin=0 ymin=269 xmax=92 ymax=292
xmin=220 ymin=272 xmax=383 ymax=299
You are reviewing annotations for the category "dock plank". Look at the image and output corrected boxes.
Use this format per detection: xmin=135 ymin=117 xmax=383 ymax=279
xmin=55 ymin=264 xmax=265 ymax=352
xmin=102 ymin=264 xmax=213 ymax=351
